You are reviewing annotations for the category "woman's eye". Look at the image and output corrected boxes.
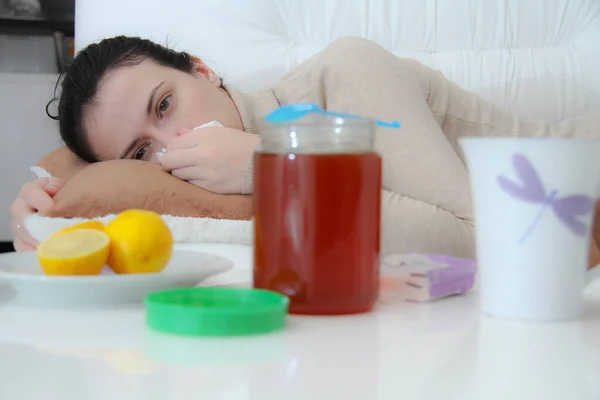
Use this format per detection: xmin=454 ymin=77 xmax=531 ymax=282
xmin=133 ymin=144 xmax=150 ymax=160
xmin=157 ymin=95 xmax=172 ymax=118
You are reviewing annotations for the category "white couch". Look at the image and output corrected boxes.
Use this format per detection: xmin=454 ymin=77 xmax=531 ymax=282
xmin=1 ymin=0 xmax=599 ymax=241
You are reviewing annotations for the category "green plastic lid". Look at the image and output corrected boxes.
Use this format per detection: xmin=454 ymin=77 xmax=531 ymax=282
xmin=144 ymin=287 xmax=289 ymax=337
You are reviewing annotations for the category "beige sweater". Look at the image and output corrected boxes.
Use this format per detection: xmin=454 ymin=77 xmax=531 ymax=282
xmin=226 ymin=37 xmax=599 ymax=258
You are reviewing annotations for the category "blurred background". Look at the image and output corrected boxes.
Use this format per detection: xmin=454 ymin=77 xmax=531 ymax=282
xmin=0 ymin=0 xmax=75 ymax=252
xmin=0 ymin=0 xmax=74 ymax=74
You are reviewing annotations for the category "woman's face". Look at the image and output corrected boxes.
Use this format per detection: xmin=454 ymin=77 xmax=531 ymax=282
xmin=84 ymin=58 xmax=243 ymax=162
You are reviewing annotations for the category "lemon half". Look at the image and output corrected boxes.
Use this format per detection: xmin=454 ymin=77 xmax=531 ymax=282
xmin=37 ymin=228 xmax=110 ymax=276
xmin=52 ymin=220 xmax=105 ymax=237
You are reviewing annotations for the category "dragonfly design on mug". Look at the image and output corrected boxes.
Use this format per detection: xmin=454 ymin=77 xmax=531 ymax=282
xmin=497 ymin=153 xmax=594 ymax=244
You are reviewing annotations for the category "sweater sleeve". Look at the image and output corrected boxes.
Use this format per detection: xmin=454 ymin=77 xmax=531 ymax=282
xmin=380 ymin=189 xmax=475 ymax=257
xmin=226 ymin=86 xmax=281 ymax=195
xmin=241 ymin=145 xmax=257 ymax=195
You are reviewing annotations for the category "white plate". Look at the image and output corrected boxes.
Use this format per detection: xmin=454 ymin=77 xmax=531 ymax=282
xmin=0 ymin=250 xmax=233 ymax=307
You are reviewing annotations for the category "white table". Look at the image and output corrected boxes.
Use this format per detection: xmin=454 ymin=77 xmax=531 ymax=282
xmin=0 ymin=244 xmax=599 ymax=400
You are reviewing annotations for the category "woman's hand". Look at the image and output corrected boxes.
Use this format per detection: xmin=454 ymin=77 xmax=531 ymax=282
xmin=160 ymin=127 xmax=259 ymax=194
xmin=10 ymin=177 xmax=64 ymax=251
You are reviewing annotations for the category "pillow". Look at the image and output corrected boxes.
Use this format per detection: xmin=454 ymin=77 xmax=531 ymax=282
xmin=40 ymin=159 xmax=252 ymax=220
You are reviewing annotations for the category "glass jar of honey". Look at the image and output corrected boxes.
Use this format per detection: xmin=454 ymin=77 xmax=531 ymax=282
xmin=253 ymin=110 xmax=382 ymax=315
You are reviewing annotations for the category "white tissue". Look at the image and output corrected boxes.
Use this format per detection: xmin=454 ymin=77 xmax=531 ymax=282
xmin=156 ymin=120 xmax=223 ymax=163
xmin=156 ymin=148 xmax=167 ymax=162
xmin=29 ymin=166 xmax=53 ymax=179
xmin=193 ymin=120 xmax=224 ymax=129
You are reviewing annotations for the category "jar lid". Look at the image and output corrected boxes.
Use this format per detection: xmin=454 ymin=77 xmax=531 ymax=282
xmin=144 ymin=287 xmax=289 ymax=337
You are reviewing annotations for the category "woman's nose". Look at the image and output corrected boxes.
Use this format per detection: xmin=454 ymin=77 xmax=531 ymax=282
xmin=151 ymin=127 xmax=189 ymax=148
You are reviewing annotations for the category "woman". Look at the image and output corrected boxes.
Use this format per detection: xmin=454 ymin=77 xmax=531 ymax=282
xmin=10 ymin=35 xmax=600 ymax=261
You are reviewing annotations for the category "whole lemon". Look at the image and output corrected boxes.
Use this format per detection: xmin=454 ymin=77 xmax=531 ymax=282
xmin=104 ymin=209 xmax=173 ymax=274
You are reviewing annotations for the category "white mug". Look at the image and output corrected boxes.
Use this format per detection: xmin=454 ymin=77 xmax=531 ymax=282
xmin=460 ymin=137 xmax=600 ymax=321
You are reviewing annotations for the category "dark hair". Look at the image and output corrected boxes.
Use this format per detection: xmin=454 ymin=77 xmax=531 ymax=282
xmin=46 ymin=36 xmax=199 ymax=163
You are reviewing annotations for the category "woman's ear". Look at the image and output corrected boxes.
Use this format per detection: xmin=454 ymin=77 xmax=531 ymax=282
xmin=191 ymin=56 xmax=221 ymax=86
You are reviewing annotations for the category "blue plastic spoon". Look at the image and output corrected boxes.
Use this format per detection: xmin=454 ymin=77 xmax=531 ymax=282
xmin=264 ymin=104 xmax=400 ymax=128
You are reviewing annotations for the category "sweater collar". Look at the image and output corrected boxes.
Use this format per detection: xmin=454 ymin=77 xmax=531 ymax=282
xmin=225 ymin=84 xmax=280 ymax=135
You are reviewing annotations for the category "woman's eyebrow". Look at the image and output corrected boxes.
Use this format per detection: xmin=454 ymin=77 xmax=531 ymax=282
xmin=146 ymin=81 xmax=166 ymax=115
